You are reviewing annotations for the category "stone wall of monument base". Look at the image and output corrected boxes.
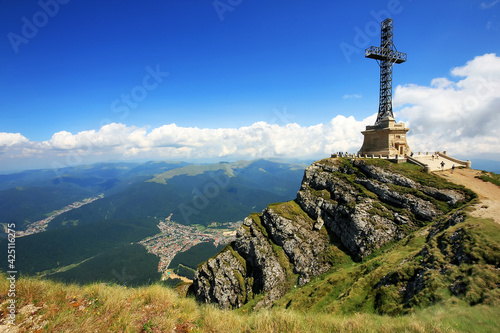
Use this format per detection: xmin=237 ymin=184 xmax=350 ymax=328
xmin=358 ymin=129 xmax=411 ymax=157
xmin=358 ymin=148 xmax=399 ymax=157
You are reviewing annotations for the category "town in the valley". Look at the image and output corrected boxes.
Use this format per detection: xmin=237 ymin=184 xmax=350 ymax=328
xmin=139 ymin=216 xmax=241 ymax=275
xmin=16 ymin=195 xmax=104 ymax=237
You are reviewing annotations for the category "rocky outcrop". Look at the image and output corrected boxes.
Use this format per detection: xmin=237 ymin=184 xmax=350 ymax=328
xmin=232 ymin=214 xmax=287 ymax=308
xmin=354 ymin=178 xmax=441 ymax=221
xmin=191 ymin=158 xmax=470 ymax=309
xmin=260 ymin=207 xmax=330 ymax=285
xmin=352 ymin=160 xmax=465 ymax=205
xmin=192 ymin=206 xmax=331 ymax=309
xmin=191 ymin=247 xmax=248 ymax=309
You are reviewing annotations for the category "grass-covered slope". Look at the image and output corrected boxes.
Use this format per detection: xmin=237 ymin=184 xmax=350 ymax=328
xmin=272 ymin=216 xmax=500 ymax=315
xmin=1 ymin=268 xmax=499 ymax=332
xmin=475 ymin=170 xmax=500 ymax=187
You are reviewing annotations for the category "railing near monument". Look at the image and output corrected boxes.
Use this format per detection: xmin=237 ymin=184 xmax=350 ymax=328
xmin=405 ymin=156 xmax=432 ymax=173
xmin=406 ymin=156 xmax=426 ymax=167
xmin=330 ymin=151 xmax=470 ymax=173
xmin=332 ymin=153 xmax=406 ymax=160
xmin=440 ymin=152 xmax=471 ymax=168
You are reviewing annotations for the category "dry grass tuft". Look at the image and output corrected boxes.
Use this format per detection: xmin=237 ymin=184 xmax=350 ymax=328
xmin=1 ymin=273 xmax=499 ymax=332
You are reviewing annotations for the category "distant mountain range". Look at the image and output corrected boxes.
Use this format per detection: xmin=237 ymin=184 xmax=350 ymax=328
xmin=0 ymin=161 xmax=190 ymax=229
xmin=0 ymin=159 xmax=307 ymax=286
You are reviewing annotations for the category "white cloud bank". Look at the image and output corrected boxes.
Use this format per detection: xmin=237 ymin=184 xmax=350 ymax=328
xmin=394 ymin=53 xmax=500 ymax=157
xmin=0 ymin=117 xmax=370 ymax=169
xmin=1 ymin=53 xmax=499 ymax=171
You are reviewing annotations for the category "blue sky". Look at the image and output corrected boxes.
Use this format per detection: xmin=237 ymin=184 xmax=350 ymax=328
xmin=1 ymin=0 xmax=500 ymax=172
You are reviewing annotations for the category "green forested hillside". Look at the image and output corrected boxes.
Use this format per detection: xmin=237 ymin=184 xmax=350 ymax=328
xmin=0 ymin=186 xmax=92 ymax=229
xmin=48 ymin=244 xmax=162 ymax=287
xmin=2 ymin=218 xmax=158 ymax=275
xmin=169 ymin=242 xmax=225 ymax=270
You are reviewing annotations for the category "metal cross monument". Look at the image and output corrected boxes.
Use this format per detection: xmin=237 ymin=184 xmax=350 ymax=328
xmin=365 ymin=18 xmax=406 ymax=125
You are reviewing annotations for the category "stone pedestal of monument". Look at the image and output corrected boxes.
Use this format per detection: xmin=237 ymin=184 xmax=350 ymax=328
xmin=358 ymin=116 xmax=412 ymax=157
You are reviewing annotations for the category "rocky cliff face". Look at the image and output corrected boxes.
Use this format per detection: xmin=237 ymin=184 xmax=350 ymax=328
xmin=191 ymin=158 xmax=470 ymax=309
